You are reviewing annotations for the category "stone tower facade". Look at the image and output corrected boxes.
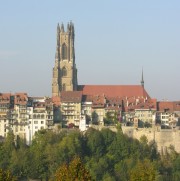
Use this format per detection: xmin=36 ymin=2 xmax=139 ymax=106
xmin=52 ymin=22 xmax=78 ymax=97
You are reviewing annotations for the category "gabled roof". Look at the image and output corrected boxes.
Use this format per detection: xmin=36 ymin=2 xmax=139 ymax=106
xmin=135 ymin=98 xmax=157 ymax=110
xmin=157 ymin=101 xmax=180 ymax=112
xmin=92 ymin=94 xmax=105 ymax=108
xmin=61 ymin=91 xmax=82 ymax=103
xmin=14 ymin=93 xmax=28 ymax=105
xmin=157 ymin=101 xmax=174 ymax=112
xmin=0 ymin=93 xmax=11 ymax=104
xmin=78 ymin=85 xmax=150 ymax=98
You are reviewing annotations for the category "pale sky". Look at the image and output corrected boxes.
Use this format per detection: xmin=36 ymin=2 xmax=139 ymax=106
xmin=0 ymin=1 xmax=179 ymax=101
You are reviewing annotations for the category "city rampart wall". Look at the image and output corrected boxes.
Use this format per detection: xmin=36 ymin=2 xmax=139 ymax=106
xmin=90 ymin=125 xmax=180 ymax=153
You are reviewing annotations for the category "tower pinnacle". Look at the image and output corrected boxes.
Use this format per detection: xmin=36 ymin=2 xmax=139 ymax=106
xmin=141 ymin=68 xmax=144 ymax=87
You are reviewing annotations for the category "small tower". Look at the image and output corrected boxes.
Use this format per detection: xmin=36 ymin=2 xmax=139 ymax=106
xmin=141 ymin=68 xmax=144 ymax=87
xmin=52 ymin=22 xmax=78 ymax=97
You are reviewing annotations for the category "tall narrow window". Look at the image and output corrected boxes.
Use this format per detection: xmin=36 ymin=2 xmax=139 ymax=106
xmin=62 ymin=43 xmax=67 ymax=59
xmin=62 ymin=67 xmax=67 ymax=76
xmin=62 ymin=84 xmax=66 ymax=91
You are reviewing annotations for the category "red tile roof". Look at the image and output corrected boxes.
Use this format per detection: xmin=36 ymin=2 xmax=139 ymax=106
xmin=61 ymin=91 xmax=82 ymax=103
xmin=174 ymin=101 xmax=180 ymax=111
xmin=157 ymin=101 xmax=174 ymax=112
xmin=157 ymin=101 xmax=180 ymax=112
xmin=78 ymin=85 xmax=150 ymax=98
xmin=82 ymin=95 xmax=93 ymax=102
xmin=14 ymin=93 xmax=28 ymax=105
xmin=92 ymin=94 xmax=105 ymax=108
xmin=52 ymin=96 xmax=61 ymax=106
xmin=0 ymin=93 xmax=11 ymax=104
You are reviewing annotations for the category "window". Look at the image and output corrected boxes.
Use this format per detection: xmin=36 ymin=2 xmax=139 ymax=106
xmin=34 ymin=121 xmax=38 ymax=124
xmin=41 ymin=114 xmax=45 ymax=119
xmin=62 ymin=43 xmax=67 ymax=59
xmin=41 ymin=121 xmax=44 ymax=124
xmin=62 ymin=84 xmax=66 ymax=91
xmin=62 ymin=67 xmax=67 ymax=76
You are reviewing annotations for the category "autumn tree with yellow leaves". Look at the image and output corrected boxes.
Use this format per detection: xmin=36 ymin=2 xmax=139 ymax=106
xmin=54 ymin=156 xmax=91 ymax=181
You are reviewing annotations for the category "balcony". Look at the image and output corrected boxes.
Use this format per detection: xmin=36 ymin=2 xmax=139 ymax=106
xmin=19 ymin=110 xmax=27 ymax=114
xmin=62 ymin=107 xmax=75 ymax=111
xmin=33 ymin=110 xmax=46 ymax=113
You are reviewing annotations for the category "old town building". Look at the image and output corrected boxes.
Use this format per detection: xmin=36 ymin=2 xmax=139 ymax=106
xmin=0 ymin=22 xmax=179 ymax=144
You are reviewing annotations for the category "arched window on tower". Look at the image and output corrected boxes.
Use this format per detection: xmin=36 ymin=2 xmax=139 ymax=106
xmin=62 ymin=84 xmax=66 ymax=91
xmin=62 ymin=43 xmax=67 ymax=59
xmin=62 ymin=67 xmax=67 ymax=77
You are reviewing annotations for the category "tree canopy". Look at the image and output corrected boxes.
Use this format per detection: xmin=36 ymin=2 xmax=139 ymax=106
xmin=0 ymin=129 xmax=179 ymax=180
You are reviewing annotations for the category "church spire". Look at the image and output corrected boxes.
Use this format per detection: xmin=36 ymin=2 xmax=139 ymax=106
xmin=141 ymin=68 xmax=144 ymax=87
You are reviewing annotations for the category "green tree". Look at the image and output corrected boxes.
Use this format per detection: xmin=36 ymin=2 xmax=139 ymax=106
xmin=86 ymin=157 xmax=111 ymax=181
xmin=101 ymin=128 xmax=116 ymax=151
xmin=57 ymin=131 xmax=84 ymax=164
xmin=104 ymin=111 xmax=118 ymax=125
xmin=27 ymin=130 xmax=61 ymax=179
xmin=85 ymin=128 xmax=105 ymax=157
xmin=91 ymin=111 xmax=99 ymax=125
xmin=172 ymin=155 xmax=180 ymax=181
xmin=130 ymin=159 xmax=159 ymax=181
xmin=114 ymin=159 xmax=135 ymax=181
xmin=9 ymin=146 xmax=30 ymax=179
xmin=0 ymin=131 xmax=16 ymax=169
xmin=140 ymin=135 xmax=148 ymax=145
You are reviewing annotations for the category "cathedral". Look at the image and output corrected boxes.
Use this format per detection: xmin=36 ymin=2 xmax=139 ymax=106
xmin=52 ymin=22 xmax=78 ymax=97
xmin=52 ymin=22 xmax=149 ymax=99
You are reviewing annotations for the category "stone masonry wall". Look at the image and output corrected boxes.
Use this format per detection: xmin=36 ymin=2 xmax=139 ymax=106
xmin=122 ymin=126 xmax=180 ymax=153
xmin=90 ymin=125 xmax=180 ymax=153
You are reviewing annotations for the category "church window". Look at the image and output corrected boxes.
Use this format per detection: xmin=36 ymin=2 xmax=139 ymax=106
xmin=62 ymin=67 xmax=67 ymax=77
xmin=62 ymin=43 xmax=67 ymax=59
xmin=62 ymin=84 xmax=66 ymax=91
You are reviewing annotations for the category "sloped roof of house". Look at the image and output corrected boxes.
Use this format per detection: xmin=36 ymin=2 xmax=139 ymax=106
xmin=157 ymin=101 xmax=174 ymax=112
xmin=82 ymin=95 xmax=93 ymax=102
xmin=0 ymin=93 xmax=11 ymax=104
xmin=61 ymin=91 xmax=82 ymax=103
xmin=174 ymin=101 xmax=180 ymax=111
xmin=78 ymin=85 xmax=150 ymax=98
xmin=135 ymin=98 xmax=157 ymax=110
xmin=14 ymin=93 xmax=28 ymax=105
xmin=92 ymin=94 xmax=105 ymax=108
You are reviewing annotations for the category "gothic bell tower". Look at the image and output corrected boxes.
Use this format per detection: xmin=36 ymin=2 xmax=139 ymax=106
xmin=52 ymin=22 xmax=78 ymax=97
